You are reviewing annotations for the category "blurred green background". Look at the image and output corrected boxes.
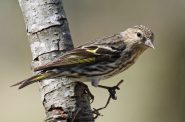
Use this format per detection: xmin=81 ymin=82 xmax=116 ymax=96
xmin=0 ymin=0 xmax=185 ymax=122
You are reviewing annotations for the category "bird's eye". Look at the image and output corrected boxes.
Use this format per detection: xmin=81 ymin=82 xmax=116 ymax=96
xmin=137 ymin=32 xmax=142 ymax=38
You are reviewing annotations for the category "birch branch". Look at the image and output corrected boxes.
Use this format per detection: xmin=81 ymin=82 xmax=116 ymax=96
xmin=18 ymin=0 xmax=94 ymax=121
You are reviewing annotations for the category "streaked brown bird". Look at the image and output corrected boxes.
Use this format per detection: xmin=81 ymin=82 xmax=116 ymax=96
xmin=11 ymin=25 xmax=154 ymax=93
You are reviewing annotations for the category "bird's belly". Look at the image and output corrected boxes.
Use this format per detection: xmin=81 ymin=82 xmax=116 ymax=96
xmin=62 ymin=58 xmax=136 ymax=81
xmin=60 ymin=51 xmax=139 ymax=81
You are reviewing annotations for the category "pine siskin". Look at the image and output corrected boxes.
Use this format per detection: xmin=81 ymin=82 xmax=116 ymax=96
xmin=11 ymin=25 xmax=154 ymax=89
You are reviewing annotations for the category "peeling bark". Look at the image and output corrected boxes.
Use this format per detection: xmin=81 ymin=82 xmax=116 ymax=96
xmin=18 ymin=0 xmax=94 ymax=121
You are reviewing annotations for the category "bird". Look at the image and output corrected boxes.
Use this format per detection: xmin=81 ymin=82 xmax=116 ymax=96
xmin=11 ymin=25 xmax=154 ymax=94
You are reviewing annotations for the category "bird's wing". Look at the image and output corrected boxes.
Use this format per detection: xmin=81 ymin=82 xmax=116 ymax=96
xmin=34 ymin=45 xmax=122 ymax=71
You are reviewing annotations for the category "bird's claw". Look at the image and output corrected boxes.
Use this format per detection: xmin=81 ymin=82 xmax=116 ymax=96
xmin=108 ymin=86 xmax=120 ymax=100
xmin=89 ymin=93 xmax=94 ymax=103
xmin=98 ymin=79 xmax=123 ymax=100
xmin=92 ymin=108 xmax=103 ymax=119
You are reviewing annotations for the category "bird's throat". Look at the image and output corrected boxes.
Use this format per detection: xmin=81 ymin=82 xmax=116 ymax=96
xmin=129 ymin=45 xmax=146 ymax=61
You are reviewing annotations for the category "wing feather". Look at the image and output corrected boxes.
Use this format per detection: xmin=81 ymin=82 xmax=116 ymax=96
xmin=34 ymin=45 xmax=123 ymax=71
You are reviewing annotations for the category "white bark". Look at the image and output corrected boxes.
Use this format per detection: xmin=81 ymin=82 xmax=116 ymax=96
xmin=18 ymin=0 xmax=94 ymax=121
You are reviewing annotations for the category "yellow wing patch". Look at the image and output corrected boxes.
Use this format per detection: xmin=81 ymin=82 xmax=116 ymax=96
xmin=65 ymin=54 xmax=96 ymax=64
xmin=86 ymin=48 xmax=99 ymax=54
xmin=79 ymin=58 xmax=95 ymax=63
xmin=33 ymin=75 xmax=46 ymax=80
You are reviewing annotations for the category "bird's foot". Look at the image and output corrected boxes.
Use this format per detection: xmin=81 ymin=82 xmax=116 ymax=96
xmin=85 ymin=87 xmax=94 ymax=103
xmin=97 ymin=79 xmax=124 ymax=100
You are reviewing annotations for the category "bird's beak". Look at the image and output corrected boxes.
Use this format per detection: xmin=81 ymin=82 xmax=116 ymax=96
xmin=145 ymin=39 xmax=155 ymax=49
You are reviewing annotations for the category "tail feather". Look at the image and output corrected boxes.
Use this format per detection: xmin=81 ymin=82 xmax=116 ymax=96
xmin=10 ymin=80 xmax=25 ymax=87
xmin=11 ymin=72 xmax=57 ymax=89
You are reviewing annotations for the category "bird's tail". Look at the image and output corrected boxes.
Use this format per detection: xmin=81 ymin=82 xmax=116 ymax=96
xmin=10 ymin=72 xmax=57 ymax=89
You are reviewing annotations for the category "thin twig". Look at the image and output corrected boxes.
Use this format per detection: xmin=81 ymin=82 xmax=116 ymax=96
xmin=93 ymin=79 xmax=124 ymax=119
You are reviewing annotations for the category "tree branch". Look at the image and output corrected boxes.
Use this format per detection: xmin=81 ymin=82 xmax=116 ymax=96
xmin=18 ymin=0 xmax=94 ymax=121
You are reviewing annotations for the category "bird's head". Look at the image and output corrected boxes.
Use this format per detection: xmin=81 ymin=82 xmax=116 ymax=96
xmin=121 ymin=25 xmax=154 ymax=49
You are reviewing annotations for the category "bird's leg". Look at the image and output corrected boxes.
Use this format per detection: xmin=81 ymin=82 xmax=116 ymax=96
xmin=97 ymin=80 xmax=124 ymax=100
